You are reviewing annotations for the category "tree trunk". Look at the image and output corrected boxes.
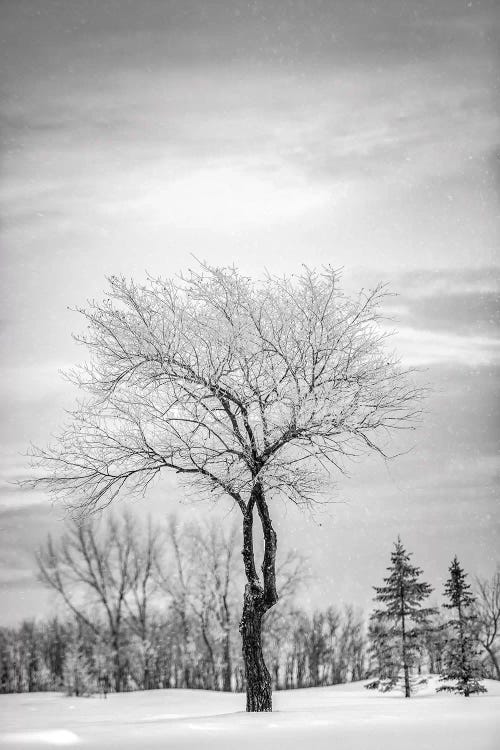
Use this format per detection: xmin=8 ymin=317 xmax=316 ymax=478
xmin=112 ymin=634 xmax=122 ymax=693
xmin=240 ymin=584 xmax=272 ymax=711
xmin=485 ymin=646 xmax=500 ymax=680
xmin=400 ymin=588 xmax=410 ymax=698
xmin=239 ymin=482 xmax=278 ymax=711
xmin=273 ymin=662 xmax=280 ymax=690
xmin=457 ymin=600 xmax=470 ymax=697
xmin=222 ymin=627 xmax=232 ymax=692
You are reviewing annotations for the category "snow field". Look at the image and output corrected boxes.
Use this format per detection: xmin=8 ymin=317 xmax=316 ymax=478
xmin=0 ymin=678 xmax=499 ymax=750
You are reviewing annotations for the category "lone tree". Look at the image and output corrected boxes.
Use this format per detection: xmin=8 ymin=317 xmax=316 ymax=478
xmin=27 ymin=264 xmax=421 ymax=711
xmin=438 ymin=557 xmax=486 ymax=696
xmin=370 ymin=537 xmax=435 ymax=697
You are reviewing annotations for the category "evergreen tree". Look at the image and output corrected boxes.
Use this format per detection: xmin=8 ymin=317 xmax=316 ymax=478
xmin=370 ymin=537 xmax=436 ymax=697
xmin=438 ymin=557 xmax=486 ymax=697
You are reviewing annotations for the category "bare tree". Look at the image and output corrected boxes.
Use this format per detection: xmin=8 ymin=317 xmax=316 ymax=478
xmin=185 ymin=518 xmax=240 ymax=692
xmin=158 ymin=517 xmax=199 ymax=688
xmin=124 ymin=518 xmax=162 ymax=689
xmin=36 ymin=513 xmax=160 ymax=691
xmin=28 ymin=264 xmax=422 ymax=710
xmin=474 ymin=568 xmax=500 ymax=680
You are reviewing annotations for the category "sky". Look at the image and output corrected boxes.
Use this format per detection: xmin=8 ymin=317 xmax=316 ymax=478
xmin=0 ymin=0 xmax=499 ymax=625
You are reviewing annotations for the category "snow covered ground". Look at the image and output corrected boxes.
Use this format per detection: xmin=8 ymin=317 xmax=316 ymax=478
xmin=1 ymin=678 xmax=499 ymax=750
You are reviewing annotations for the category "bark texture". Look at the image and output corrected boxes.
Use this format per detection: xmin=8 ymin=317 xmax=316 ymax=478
xmin=240 ymin=584 xmax=272 ymax=711
xmin=239 ymin=483 xmax=278 ymax=711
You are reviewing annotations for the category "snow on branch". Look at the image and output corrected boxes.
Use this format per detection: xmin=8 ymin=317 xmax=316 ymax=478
xmin=26 ymin=263 xmax=424 ymax=514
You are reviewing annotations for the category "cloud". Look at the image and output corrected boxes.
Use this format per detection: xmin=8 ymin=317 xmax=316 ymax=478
xmin=400 ymin=291 xmax=499 ymax=335
xmin=3 ymin=0 xmax=496 ymax=73
xmin=0 ymin=0 xmax=497 ymax=336
xmin=0 ymin=362 xmax=75 ymax=405
xmin=353 ymin=267 xmax=500 ymax=365
xmin=0 ymin=504 xmax=55 ymax=596
xmin=387 ymin=267 xmax=500 ymax=298
xmin=0 ymin=0 xmax=498 ymax=624
xmin=392 ymin=326 xmax=500 ymax=366
xmin=1 ymin=1 xmax=497 ymax=238
xmin=0 ymin=568 xmax=37 ymax=589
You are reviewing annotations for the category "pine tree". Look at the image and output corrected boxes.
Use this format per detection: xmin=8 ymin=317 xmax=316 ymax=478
xmin=438 ymin=557 xmax=486 ymax=697
xmin=369 ymin=537 xmax=436 ymax=697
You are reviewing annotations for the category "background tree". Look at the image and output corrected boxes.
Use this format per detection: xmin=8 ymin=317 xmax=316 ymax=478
xmin=189 ymin=519 xmax=239 ymax=692
xmin=421 ymin=610 xmax=448 ymax=676
xmin=123 ymin=518 xmax=161 ymax=690
xmin=158 ymin=516 xmax=233 ymax=691
xmin=63 ymin=626 xmax=95 ymax=697
xmin=1 ymin=509 xmax=375 ymax=696
xmin=366 ymin=617 xmax=399 ymax=689
xmin=474 ymin=568 xmax=500 ymax=680
xmin=27 ymin=264 xmax=422 ymax=711
xmin=36 ymin=513 xmax=160 ymax=692
xmin=0 ymin=619 xmax=69 ymax=694
xmin=438 ymin=557 xmax=486 ymax=696
xmin=261 ymin=603 xmax=369 ymax=691
xmin=370 ymin=538 xmax=435 ymax=697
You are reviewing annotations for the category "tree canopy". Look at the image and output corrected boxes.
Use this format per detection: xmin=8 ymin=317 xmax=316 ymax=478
xmin=29 ymin=264 xmax=421 ymax=514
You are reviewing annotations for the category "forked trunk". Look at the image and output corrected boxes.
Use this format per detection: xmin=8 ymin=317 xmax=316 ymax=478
xmin=240 ymin=584 xmax=272 ymax=711
xmin=239 ymin=481 xmax=278 ymax=711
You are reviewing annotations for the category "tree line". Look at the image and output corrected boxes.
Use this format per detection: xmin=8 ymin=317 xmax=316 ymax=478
xmin=1 ymin=515 xmax=498 ymax=696
xmin=0 ymin=513 xmax=366 ymax=695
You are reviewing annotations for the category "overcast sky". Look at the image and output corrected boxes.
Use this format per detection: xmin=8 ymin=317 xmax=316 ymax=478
xmin=1 ymin=0 xmax=499 ymax=624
